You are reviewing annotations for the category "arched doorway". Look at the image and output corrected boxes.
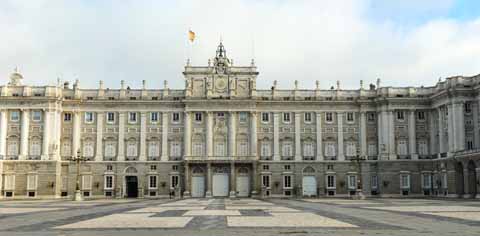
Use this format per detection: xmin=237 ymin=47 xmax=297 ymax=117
xmin=302 ymin=166 xmax=317 ymax=197
xmin=455 ymin=162 xmax=464 ymax=196
xmin=191 ymin=167 xmax=206 ymax=198
xmin=212 ymin=167 xmax=229 ymax=197
xmin=236 ymin=167 xmax=250 ymax=197
xmin=467 ymin=160 xmax=477 ymax=198
xmin=124 ymin=166 xmax=138 ymax=198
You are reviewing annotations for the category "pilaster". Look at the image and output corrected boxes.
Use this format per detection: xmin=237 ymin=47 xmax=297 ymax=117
xmin=117 ymin=112 xmax=125 ymax=161
xmin=273 ymin=112 xmax=280 ymax=161
xmin=250 ymin=112 xmax=258 ymax=158
xmin=41 ymin=109 xmax=51 ymax=160
xmin=19 ymin=109 xmax=29 ymax=160
xmin=315 ymin=112 xmax=323 ymax=161
xmin=139 ymin=112 xmax=147 ymax=161
xmin=359 ymin=111 xmax=367 ymax=157
xmin=161 ymin=112 xmax=169 ymax=161
xmin=95 ymin=112 xmax=104 ymax=162
xmin=337 ymin=112 xmax=344 ymax=161
xmin=206 ymin=112 xmax=213 ymax=157
xmin=294 ymin=112 xmax=301 ymax=161
xmin=408 ymin=110 xmax=418 ymax=160
xmin=228 ymin=112 xmax=236 ymax=158
xmin=0 ymin=110 xmax=7 ymax=158
xmin=184 ymin=112 xmax=192 ymax=157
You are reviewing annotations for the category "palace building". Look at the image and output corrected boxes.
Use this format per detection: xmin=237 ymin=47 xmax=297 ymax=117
xmin=0 ymin=43 xmax=479 ymax=199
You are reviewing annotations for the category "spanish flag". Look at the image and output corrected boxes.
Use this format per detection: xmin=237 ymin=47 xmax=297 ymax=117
xmin=188 ymin=30 xmax=195 ymax=42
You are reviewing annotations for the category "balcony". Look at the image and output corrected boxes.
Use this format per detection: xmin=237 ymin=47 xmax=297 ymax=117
xmin=184 ymin=156 xmax=256 ymax=162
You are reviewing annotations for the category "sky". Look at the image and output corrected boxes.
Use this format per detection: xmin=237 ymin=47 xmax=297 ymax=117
xmin=0 ymin=0 xmax=479 ymax=90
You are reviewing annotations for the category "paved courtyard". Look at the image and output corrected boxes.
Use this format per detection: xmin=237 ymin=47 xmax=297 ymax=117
xmin=0 ymin=198 xmax=480 ymax=236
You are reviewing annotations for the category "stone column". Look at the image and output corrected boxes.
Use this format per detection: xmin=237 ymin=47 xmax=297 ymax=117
xmin=251 ymin=162 xmax=258 ymax=196
xmin=359 ymin=111 xmax=367 ymax=157
xmin=184 ymin=112 xmax=191 ymax=158
xmin=72 ymin=111 xmax=81 ymax=157
xmin=41 ymin=109 xmax=50 ymax=160
xmin=0 ymin=110 xmax=7 ymax=158
xmin=429 ymin=110 xmax=437 ymax=156
xmin=447 ymin=104 xmax=455 ymax=154
xmin=387 ymin=111 xmax=396 ymax=159
xmin=183 ymin=163 xmax=190 ymax=197
xmin=229 ymin=162 xmax=236 ymax=198
xmin=454 ymin=102 xmax=465 ymax=151
xmin=228 ymin=112 xmax=236 ymax=158
xmin=408 ymin=110 xmax=418 ymax=159
xmin=438 ymin=108 xmax=444 ymax=157
xmin=316 ymin=112 xmax=323 ymax=161
xmin=139 ymin=112 xmax=147 ymax=161
xmin=295 ymin=113 xmax=302 ymax=161
xmin=463 ymin=168 xmax=470 ymax=198
xmin=161 ymin=112 xmax=169 ymax=161
xmin=118 ymin=112 xmax=125 ymax=161
xmin=206 ymin=112 xmax=213 ymax=157
xmin=474 ymin=102 xmax=480 ymax=148
xmin=19 ymin=109 xmax=30 ymax=160
xmin=206 ymin=163 xmax=212 ymax=197
xmin=377 ymin=111 xmax=384 ymax=158
xmin=273 ymin=112 xmax=280 ymax=161
xmin=337 ymin=112 xmax=344 ymax=161
xmin=250 ymin=112 xmax=258 ymax=158
xmin=95 ymin=112 xmax=104 ymax=162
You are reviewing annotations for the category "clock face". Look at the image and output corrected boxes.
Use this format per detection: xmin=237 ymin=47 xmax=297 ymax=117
xmin=216 ymin=78 xmax=227 ymax=90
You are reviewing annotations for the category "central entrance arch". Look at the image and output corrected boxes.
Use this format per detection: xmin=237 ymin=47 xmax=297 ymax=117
xmin=124 ymin=166 xmax=139 ymax=198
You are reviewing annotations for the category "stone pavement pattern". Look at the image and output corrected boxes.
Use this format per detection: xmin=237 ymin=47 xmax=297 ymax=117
xmin=0 ymin=198 xmax=480 ymax=236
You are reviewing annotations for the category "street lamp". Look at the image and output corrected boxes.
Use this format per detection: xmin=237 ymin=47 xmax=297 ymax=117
xmin=351 ymin=155 xmax=366 ymax=200
xmin=71 ymin=149 xmax=86 ymax=201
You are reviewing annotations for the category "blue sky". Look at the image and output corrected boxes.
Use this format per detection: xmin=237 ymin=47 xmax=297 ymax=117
xmin=0 ymin=0 xmax=479 ymax=89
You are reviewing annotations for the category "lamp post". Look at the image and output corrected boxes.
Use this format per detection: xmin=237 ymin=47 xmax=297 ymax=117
xmin=351 ymin=155 xmax=366 ymax=200
xmin=71 ymin=149 xmax=85 ymax=201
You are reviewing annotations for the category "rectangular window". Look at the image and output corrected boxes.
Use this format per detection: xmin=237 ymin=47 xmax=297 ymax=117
xmin=346 ymin=112 xmax=354 ymax=122
xmin=32 ymin=111 xmax=42 ymax=122
xmin=127 ymin=142 xmax=137 ymax=157
xmin=371 ymin=175 xmax=378 ymax=189
xmin=104 ymin=142 xmax=116 ymax=157
xmin=346 ymin=142 xmax=356 ymax=157
xmin=195 ymin=112 xmax=202 ymax=122
xmin=368 ymin=143 xmax=377 ymax=156
xmin=261 ymin=142 xmax=271 ymax=157
xmin=85 ymin=112 xmax=94 ymax=123
xmin=30 ymin=140 xmax=41 ymax=156
xmin=327 ymin=175 xmax=336 ymax=189
xmin=106 ymin=112 xmax=115 ymax=123
xmin=150 ymin=165 xmax=157 ymax=171
xmin=284 ymin=165 xmax=291 ymax=170
xmin=128 ymin=112 xmax=137 ymax=123
xmin=282 ymin=142 xmax=293 ymax=157
xmin=348 ymin=175 xmax=357 ymax=190
xmin=325 ymin=112 xmax=333 ymax=122
xmin=283 ymin=113 xmax=291 ymax=123
xmin=397 ymin=111 xmax=405 ymax=121
xmin=422 ymin=174 xmax=432 ymax=189
xmin=104 ymin=175 xmax=114 ymax=189
xmin=170 ymin=175 xmax=179 ymax=189
xmin=215 ymin=142 xmax=225 ymax=156
xmin=170 ymin=142 xmax=181 ymax=157
xmin=10 ymin=111 xmax=19 ymax=122
xmin=148 ymin=142 xmax=159 ymax=157
xmin=262 ymin=165 xmax=270 ymax=170
xmin=467 ymin=140 xmax=474 ymax=150
xmin=417 ymin=111 xmax=426 ymax=121
xmin=303 ymin=143 xmax=314 ymax=157
xmin=151 ymin=112 xmax=159 ymax=123
xmin=418 ymin=140 xmax=428 ymax=155
xmin=261 ymin=112 xmax=269 ymax=123
xmin=262 ymin=175 xmax=271 ymax=188
xmin=193 ymin=142 xmax=204 ymax=156
xmin=238 ymin=142 xmax=248 ymax=156
xmin=149 ymin=175 xmax=158 ymax=189
xmin=397 ymin=140 xmax=408 ymax=156
xmin=217 ymin=112 xmax=225 ymax=118
xmin=325 ymin=142 xmax=336 ymax=157
xmin=64 ymin=113 xmax=72 ymax=121
xmin=283 ymin=175 xmax=292 ymax=188
xmin=367 ymin=113 xmax=375 ymax=122
xmin=304 ymin=113 xmax=312 ymax=123
xmin=4 ymin=175 xmax=15 ymax=190
xmin=400 ymin=174 xmax=410 ymax=189
xmin=465 ymin=103 xmax=472 ymax=114
xmin=239 ymin=112 xmax=248 ymax=123
xmin=172 ymin=112 xmax=180 ymax=123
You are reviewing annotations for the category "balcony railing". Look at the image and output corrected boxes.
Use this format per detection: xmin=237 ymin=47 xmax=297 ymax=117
xmin=185 ymin=156 xmax=256 ymax=161
xmin=455 ymin=149 xmax=480 ymax=157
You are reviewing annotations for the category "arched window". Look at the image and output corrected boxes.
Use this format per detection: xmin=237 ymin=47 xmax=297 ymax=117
xmin=148 ymin=141 xmax=159 ymax=157
xmin=83 ymin=141 xmax=94 ymax=157
xmin=62 ymin=140 xmax=71 ymax=156
xmin=303 ymin=166 xmax=315 ymax=173
xmin=7 ymin=139 xmax=19 ymax=156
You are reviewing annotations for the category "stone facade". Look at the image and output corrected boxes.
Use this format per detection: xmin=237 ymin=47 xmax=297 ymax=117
xmin=0 ymin=43 xmax=480 ymax=200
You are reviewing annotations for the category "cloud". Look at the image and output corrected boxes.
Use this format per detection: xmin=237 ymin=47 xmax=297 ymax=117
xmin=0 ymin=0 xmax=479 ymax=90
